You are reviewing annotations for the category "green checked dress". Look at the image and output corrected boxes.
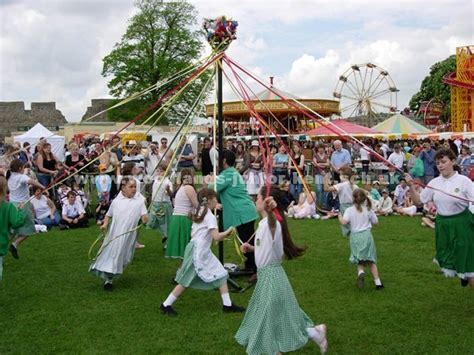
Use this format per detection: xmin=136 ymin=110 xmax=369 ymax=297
xmin=235 ymin=218 xmax=316 ymax=354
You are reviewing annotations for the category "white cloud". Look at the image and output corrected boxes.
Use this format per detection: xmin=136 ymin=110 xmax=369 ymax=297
xmin=0 ymin=0 xmax=472 ymax=123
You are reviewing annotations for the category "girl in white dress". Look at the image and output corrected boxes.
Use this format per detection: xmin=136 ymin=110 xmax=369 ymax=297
xmin=160 ymin=188 xmax=245 ymax=316
xmin=89 ymin=177 xmax=148 ymax=291
xmin=287 ymin=191 xmax=318 ymax=219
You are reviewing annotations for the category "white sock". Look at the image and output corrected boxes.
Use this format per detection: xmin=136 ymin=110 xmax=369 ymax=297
xmin=163 ymin=293 xmax=178 ymax=307
xmin=306 ymin=327 xmax=318 ymax=341
xmin=221 ymin=292 xmax=232 ymax=307
xmin=12 ymin=241 xmax=18 ymax=248
xmin=358 ymin=269 xmax=365 ymax=276
xmin=374 ymin=278 xmax=382 ymax=286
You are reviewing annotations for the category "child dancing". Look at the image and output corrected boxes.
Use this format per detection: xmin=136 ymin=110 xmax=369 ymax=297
xmin=236 ymin=186 xmax=328 ymax=354
xmin=89 ymin=177 xmax=148 ymax=291
xmin=338 ymin=189 xmax=384 ymax=290
xmin=160 ymin=188 xmax=245 ymax=316
xmin=0 ymin=176 xmax=25 ymax=281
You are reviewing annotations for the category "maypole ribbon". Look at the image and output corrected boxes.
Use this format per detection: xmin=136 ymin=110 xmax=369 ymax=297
xmin=225 ymin=55 xmax=474 ymax=205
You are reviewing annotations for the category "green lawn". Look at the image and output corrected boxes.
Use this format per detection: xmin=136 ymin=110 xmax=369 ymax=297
xmin=1 ymin=216 xmax=473 ymax=354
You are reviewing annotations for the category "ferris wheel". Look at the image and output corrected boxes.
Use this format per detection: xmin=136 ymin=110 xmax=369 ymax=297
xmin=333 ymin=63 xmax=399 ymax=121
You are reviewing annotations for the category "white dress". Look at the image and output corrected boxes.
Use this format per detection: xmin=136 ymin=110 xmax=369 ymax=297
xmin=191 ymin=211 xmax=228 ymax=282
xmin=90 ymin=192 xmax=147 ymax=278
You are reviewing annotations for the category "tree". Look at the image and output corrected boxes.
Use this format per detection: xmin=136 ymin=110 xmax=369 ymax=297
xmin=102 ymin=0 xmax=211 ymax=124
xmin=409 ymin=55 xmax=456 ymax=121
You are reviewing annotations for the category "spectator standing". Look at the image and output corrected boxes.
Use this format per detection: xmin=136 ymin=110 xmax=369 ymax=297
xmin=177 ymin=143 xmax=195 ymax=172
xmin=387 ymin=143 xmax=405 ymax=171
xmin=330 ymin=140 xmax=352 ymax=182
xmin=420 ymin=142 xmax=436 ymax=184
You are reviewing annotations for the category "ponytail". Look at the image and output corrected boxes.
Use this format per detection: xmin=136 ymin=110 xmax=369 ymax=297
xmin=189 ymin=188 xmax=217 ymax=223
xmin=265 ymin=186 xmax=306 ymax=259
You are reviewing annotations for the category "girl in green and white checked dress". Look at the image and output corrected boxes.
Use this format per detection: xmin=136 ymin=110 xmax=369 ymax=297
xmin=338 ymin=188 xmax=384 ymax=290
xmin=160 ymin=188 xmax=245 ymax=316
xmin=236 ymin=186 xmax=328 ymax=354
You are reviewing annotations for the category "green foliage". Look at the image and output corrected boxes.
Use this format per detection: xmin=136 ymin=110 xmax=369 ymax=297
xmin=409 ymin=55 xmax=456 ymax=121
xmin=102 ymin=0 xmax=212 ymax=124
xmin=1 ymin=217 xmax=473 ymax=353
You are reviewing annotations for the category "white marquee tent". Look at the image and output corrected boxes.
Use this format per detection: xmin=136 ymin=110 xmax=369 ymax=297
xmin=14 ymin=123 xmax=65 ymax=161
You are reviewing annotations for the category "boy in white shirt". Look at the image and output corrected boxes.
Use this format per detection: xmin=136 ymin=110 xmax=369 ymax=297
xmin=60 ymin=191 xmax=88 ymax=229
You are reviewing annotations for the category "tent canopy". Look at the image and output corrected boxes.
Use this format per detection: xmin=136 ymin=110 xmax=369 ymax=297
xmin=306 ymin=119 xmax=379 ymax=137
xmin=372 ymin=113 xmax=432 ymax=134
xmin=14 ymin=123 xmax=65 ymax=161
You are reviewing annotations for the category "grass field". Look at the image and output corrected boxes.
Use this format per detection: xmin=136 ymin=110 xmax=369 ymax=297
xmin=1 ymin=215 xmax=473 ymax=354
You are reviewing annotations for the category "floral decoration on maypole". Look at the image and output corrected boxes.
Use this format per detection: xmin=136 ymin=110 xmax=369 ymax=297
xmin=203 ymin=16 xmax=238 ymax=51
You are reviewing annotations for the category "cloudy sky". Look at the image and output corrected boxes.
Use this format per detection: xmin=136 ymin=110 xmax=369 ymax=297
xmin=1 ymin=0 xmax=472 ymax=122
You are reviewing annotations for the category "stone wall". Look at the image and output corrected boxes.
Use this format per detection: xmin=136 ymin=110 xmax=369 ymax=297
xmin=0 ymin=101 xmax=67 ymax=141
xmin=81 ymin=99 xmax=114 ymax=122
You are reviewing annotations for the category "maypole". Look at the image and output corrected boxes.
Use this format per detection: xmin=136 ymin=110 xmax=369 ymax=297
xmin=203 ymin=16 xmax=245 ymax=288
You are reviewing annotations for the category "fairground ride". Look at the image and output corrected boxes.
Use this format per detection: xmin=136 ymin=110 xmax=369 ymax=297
xmin=442 ymin=45 xmax=474 ymax=132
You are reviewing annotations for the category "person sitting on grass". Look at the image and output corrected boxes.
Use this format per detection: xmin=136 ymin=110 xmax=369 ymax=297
xmin=60 ymin=191 xmax=88 ymax=229
xmin=278 ymin=180 xmax=295 ymax=212
xmin=393 ymin=178 xmax=409 ymax=207
xmin=363 ymin=182 xmax=381 ymax=209
xmin=287 ymin=190 xmax=319 ymax=219
xmin=95 ymin=163 xmax=112 ymax=203
xmin=375 ymin=189 xmax=393 ymax=216
xmin=30 ymin=187 xmax=60 ymax=229
xmin=95 ymin=197 xmax=110 ymax=226
xmin=393 ymin=191 xmax=420 ymax=217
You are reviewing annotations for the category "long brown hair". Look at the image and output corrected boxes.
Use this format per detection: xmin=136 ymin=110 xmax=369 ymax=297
xmin=41 ymin=142 xmax=53 ymax=160
xmin=353 ymin=188 xmax=371 ymax=212
xmin=0 ymin=176 xmax=7 ymax=202
xmin=189 ymin=188 xmax=217 ymax=223
xmin=264 ymin=186 xmax=306 ymax=260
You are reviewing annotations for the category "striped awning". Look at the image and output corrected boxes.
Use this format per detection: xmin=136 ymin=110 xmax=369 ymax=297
xmin=372 ymin=114 xmax=432 ymax=134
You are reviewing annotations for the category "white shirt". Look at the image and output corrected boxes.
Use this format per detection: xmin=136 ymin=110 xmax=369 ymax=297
xmin=343 ymin=205 xmax=378 ymax=233
xmin=334 ymin=181 xmax=355 ymax=204
xmin=8 ymin=172 xmax=30 ymax=203
xmin=151 ymin=176 xmax=172 ymax=203
xmin=62 ymin=199 xmax=85 ymax=218
xmin=173 ymin=186 xmax=194 ymax=216
xmin=379 ymin=196 xmax=393 ymax=212
xmin=360 ymin=147 xmax=370 ymax=161
xmin=420 ymin=172 xmax=474 ymax=216
xmin=191 ymin=210 xmax=227 ymax=282
xmin=388 ymin=151 xmax=404 ymax=169
xmin=30 ymin=195 xmax=51 ymax=219
xmin=255 ymin=217 xmax=284 ymax=269
xmin=393 ymin=185 xmax=409 ymax=206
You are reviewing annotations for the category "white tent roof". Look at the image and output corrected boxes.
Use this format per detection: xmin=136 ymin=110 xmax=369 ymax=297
xmin=14 ymin=123 xmax=65 ymax=161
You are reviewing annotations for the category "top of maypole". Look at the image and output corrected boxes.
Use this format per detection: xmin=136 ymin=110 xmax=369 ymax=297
xmin=203 ymin=16 xmax=238 ymax=52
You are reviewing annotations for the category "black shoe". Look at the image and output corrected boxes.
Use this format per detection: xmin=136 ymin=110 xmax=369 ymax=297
xmin=103 ymin=282 xmax=114 ymax=291
xmin=356 ymin=273 xmax=365 ymax=289
xmin=223 ymin=304 xmax=246 ymax=313
xmin=9 ymin=244 xmax=19 ymax=259
xmin=59 ymin=224 xmax=69 ymax=230
xmin=376 ymin=284 xmax=385 ymax=290
xmin=162 ymin=237 xmax=168 ymax=244
xmin=160 ymin=304 xmax=178 ymax=316
xmin=461 ymin=278 xmax=469 ymax=287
